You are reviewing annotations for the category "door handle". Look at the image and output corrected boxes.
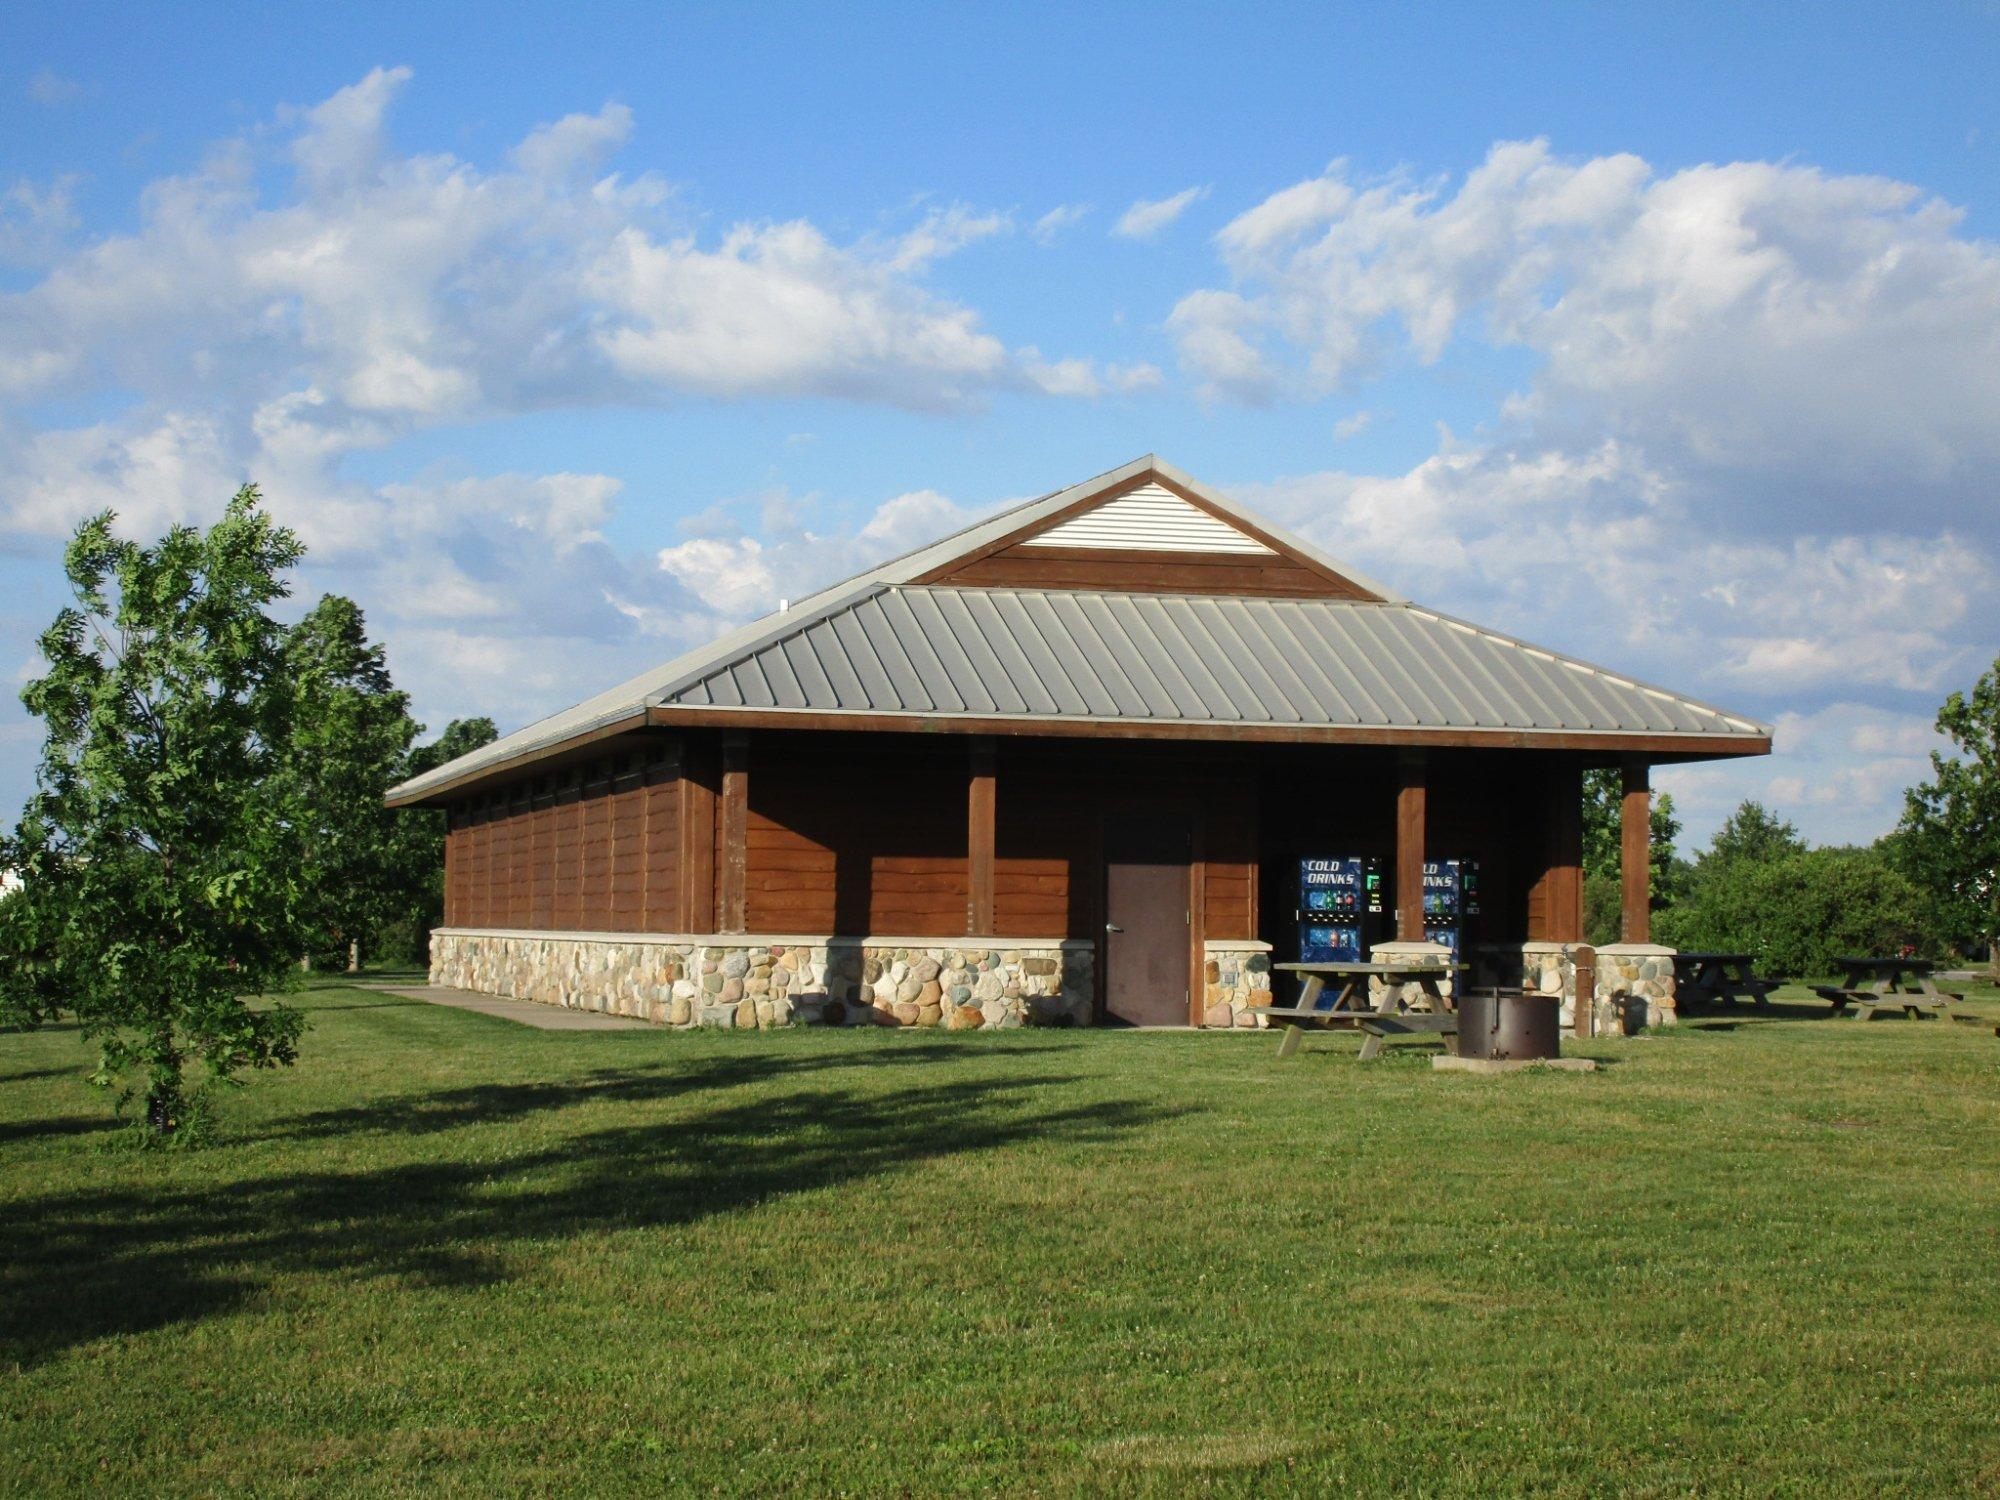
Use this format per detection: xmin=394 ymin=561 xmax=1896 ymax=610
xmin=1105 ymin=923 xmax=1123 ymax=933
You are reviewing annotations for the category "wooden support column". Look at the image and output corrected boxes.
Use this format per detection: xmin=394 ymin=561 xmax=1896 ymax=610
xmin=1620 ymin=756 xmax=1651 ymax=945
xmin=718 ymin=731 xmax=749 ymax=933
xmin=1552 ymin=758 xmax=1584 ymax=942
xmin=1395 ymin=749 xmax=1427 ymax=942
xmin=967 ymin=737 xmax=996 ymax=936
xmin=677 ymin=736 xmax=716 ymax=933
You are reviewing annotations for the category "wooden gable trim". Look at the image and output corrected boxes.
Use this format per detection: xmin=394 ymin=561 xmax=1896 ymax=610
xmin=936 ymin=545 xmax=1368 ymax=599
xmin=913 ymin=466 xmax=1384 ymax=602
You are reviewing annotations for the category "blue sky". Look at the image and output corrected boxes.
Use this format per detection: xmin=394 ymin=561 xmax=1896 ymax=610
xmin=2 ymin=1 xmax=1996 ymax=850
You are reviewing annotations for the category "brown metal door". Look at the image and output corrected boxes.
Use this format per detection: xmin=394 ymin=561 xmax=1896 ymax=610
xmin=1104 ymin=813 xmax=1192 ymax=1026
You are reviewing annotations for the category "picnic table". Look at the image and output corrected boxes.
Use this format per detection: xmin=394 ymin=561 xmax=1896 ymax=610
xmin=1673 ymin=951 xmax=1780 ymax=1009
xmin=1812 ymin=957 xmax=1964 ymax=1020
xmin=1251 ymin=961 xmax=1464 ymax=1060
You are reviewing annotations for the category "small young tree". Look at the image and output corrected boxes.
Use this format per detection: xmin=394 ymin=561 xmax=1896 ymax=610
xmin=1896 ymin=657 xmax=2000 ymax=965
xmin=0 ymin=488 xmax=308 ymax=1138
xmin=278 ymin=594 xmax=420 ymax=970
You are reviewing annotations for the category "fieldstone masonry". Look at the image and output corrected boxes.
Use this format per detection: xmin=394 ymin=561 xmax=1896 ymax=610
xmin=1201 ymin=940 xmax=1273 ymax=1028
xmin=1369 ymin=939 xmax=1457 ymax=1010
xmin=1475 ymin=941 xmax=1678 ymax=1032
xmin=431 ymin=929 xmax=1094 ymax=1030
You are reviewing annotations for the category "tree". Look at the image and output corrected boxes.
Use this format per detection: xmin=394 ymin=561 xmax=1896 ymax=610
xmin=1581 ymin=767 xmax=1682 ymax=946
xmin=368 ymin=716 xmax=499 ymax=967
xmin=1703 ymin=800 xmax=1806 ymax=868
xmin=1896 ymin=657 xmax=2000 ymax=965
xmin=0 ymin=489 xmax=307 ymax=1138
xmin=1656 ymin=800 xmax=1808 ymax=961
xmin=277 ymin=595 xmax=419 ymax=969
xmin=1692 ymin=845 xmax=1930 ymax=977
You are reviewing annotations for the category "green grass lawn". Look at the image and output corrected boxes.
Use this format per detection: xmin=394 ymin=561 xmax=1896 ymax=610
xmin=4 ymin=981 xmax=1998 ymax=1497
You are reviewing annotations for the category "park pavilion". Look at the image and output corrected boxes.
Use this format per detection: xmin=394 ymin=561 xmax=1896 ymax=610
xmin=387 ymin=456 xmax=1770 ymax=1029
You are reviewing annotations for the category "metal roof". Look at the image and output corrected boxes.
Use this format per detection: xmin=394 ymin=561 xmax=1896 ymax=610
xmin=659 ymin=588 xmax=1765 ymax=736
xmin=387 ymin=456 xmax=1766 ymax=803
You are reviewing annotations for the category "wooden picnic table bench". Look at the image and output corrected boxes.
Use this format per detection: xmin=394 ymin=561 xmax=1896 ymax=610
xmin=1672 ymin=951 xmax=1781 ymax=1009
xmin=1357 ymin=1013 xmax=1461 ymax=1061
xmin=1254 ymin=961 xmax=1464 ymax=1058
xmin=1812 ymin=956 xmax=1964 ymax=1019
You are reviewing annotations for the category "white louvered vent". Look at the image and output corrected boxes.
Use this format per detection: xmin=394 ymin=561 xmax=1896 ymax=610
xmin=1030 ymin=483 xmax=1275 ymax=553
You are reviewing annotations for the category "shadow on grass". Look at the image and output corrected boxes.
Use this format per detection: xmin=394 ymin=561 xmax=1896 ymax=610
xmin=1677 ymin=1000 xmax=1842 ymax=1024
xmin=0 ymin=1043 xmax=1172 ymax=1367
xmin=0 ymin=1115 xmax=114 ymax=1146
xmin=0 ymin=1066 xmax=81 ymax=1085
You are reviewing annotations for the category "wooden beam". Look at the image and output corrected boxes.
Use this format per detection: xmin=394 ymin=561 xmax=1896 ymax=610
xmin=1621 ymin=757 xmax=1651 ymax=945
xmin=967 ymin=737 xmax=996 ymax=935
xmin=718 ymin=731 xmax=749 ymax=933
xmin=643 ymin=705 xmax=1769 ymax=760
xmin=1396 ymin=749 xmax=1426 ymax=942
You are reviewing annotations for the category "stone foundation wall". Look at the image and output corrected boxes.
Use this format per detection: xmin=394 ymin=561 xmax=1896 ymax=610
xmin=1202 ymin=941 xmax=1273 ymax=1028
xmin=1369 ymin=940 xmax=1457 ymax=1010
xmin=431 ymin=929 xmax=1094 ymax=1030
xmin=1474 ymin=941 xmax=1677 ymax=1032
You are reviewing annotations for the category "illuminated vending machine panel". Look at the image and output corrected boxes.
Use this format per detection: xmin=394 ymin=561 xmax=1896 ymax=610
xmin=1297 ymin=856 xmax=1386 ymax=968
xmin=1420 ymin=858 xmax=1481 ymax=959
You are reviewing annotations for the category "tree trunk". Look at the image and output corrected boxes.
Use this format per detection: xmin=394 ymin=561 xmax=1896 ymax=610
xmin=145 ymin=1026 xmax=183 ymax=1136
xmin=299 ymin=953 xmax=311 ymax=973
xmin=347 ymin=938 xmax=360 ymax=973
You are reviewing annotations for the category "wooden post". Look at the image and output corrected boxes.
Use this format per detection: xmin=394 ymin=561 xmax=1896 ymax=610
xmin=1573 ymin=944 xmax=1596 ymax=1039
xmin=1395 ymin=749 xmax=1426 ymax=942
xmin=1546 ymin=758 xmax=1585 ymax=943
xmin=678 ymin=737 xmax=716 ymax=933
xmin=1620 ymin=757 xmax=1651 ymax=945
xmin=718 ymin=731 xmax=748 ymax=934
xmin=967 ymin=737 xmax=996 ymax=936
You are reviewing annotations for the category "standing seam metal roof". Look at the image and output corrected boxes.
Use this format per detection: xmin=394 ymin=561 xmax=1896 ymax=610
xmin=660 ymin=587 xmax=1764 ymax=737
xmin=386 ymin=455 xmax=1766 ymax=802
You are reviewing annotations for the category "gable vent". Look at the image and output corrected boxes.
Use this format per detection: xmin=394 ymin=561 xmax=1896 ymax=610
xmin=1031 ymin=483 xmax=1275 ymax=554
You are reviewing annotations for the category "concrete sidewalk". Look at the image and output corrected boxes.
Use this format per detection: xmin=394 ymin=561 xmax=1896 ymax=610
xmin=371 ymin=985 xmax=653 ymax=1031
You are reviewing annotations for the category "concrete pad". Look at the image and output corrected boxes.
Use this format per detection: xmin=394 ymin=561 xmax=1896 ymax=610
xmin=375 ymin=985 xmax=653 ymax=1031
xmin=1432 ymin=1055 xmax=1598 ymax=1075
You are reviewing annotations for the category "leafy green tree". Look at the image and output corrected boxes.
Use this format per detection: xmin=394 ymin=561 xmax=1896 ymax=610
xmin=277 ymin=595 xmax=420 ymax=970
xmin=0 ymin=489 xmax=307 ymax=1138
xmin=1702 ymin=800 xmax=1806 ymax=868
xmin=1658 ymin=800 xmax=1802 ymax=961
xmin=1895 ymin=658 xmax=2000 ymax=965
xmin=368 ymin=716 xmax=499 ymax=967
xmin=1581 ymin=767 xmax=1682 ymax=945
xmin=1723 ymin=845 xmax=1929 ymax=977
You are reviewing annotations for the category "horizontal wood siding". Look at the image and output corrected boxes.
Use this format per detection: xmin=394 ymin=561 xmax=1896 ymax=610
xmin=1200 ymin=775 xmax=1259 ymax=941
xmin=990 ymin=768 xmax=1088 ymax=939
xmin=743 ymin=741 xmax=967 ymax=935
xmin=934 ymin=544 xmax=1370 ymax=599
xmin=437 ymin=733 xmax=1588 ymax=955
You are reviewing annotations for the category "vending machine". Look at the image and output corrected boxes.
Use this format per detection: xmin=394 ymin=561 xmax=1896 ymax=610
xmin=1297 ymin=856 xmax=1387 ymax=969
xmin=1420 ymin=858 xmax=1482 ymax=958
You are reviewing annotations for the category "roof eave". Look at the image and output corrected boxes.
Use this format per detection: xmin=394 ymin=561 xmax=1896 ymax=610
xmin=643 ymin=703 xmax=1772 ymax=758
